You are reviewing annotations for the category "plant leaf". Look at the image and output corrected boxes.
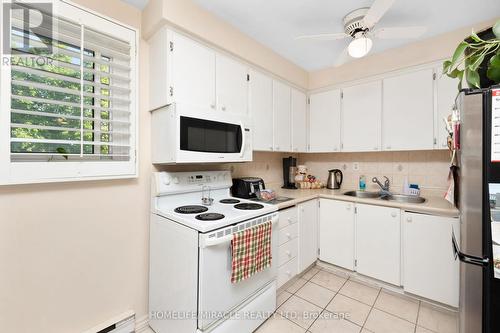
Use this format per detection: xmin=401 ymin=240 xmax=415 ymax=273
xmin=470 ymin=53 xmax=485 ymax=71
xmin=451 ymin=41 xmax=469 ymax=67
xmin=442 ymin=60 xmax=452 ymax=74
xmin=487 ymin=66 xmax=500 ymax=83
xmin=493 ymin=20 xmax=500 ymax=39
xmin=470 ymin=30 xmax=482 ymax=43
xmin=465 ymin=68 xmax=481 ymax=88
xmin=448 ymin=68 xmax=463 ymax=79
xmin=56 ymin=147 xmax=69 ymax=160
xmin=457 ymin=70 xmax=464 ymax=91
xmin=490 ymin=53 xmax=500 ymax=68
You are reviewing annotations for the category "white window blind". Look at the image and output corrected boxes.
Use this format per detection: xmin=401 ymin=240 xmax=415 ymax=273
xmin=0 ymin=1 xmax=137 ymax=184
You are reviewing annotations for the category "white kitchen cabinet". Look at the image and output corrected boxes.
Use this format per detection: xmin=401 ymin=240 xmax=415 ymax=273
xmin=215 ymin=53 xmax=249 ymax=114
xmin=341 ymin=80 xmax=382 ymax=152
xmin=273 ymin=80 xmax=292 ymax=152
xmin=291 ymin=88 xmax=308 ymax=152
xmin=319 ymin=199 xmax=355 ymax=270
xmin=277 ymin=206 xmax=299 ymax=288
xmin=403 ymin=212 xmax=460 ymax=307
xmin=309 ymin=89 xmax=341 ymax=152
xmin=382 ymin=69 xmax=434 ymax=151
xmin=298 ymin=200 xmax=318 ymax=272
xmin=356 ymin=204 xmax=401 ymax=285
xmin=435 ymin=68 xmax=458 ymax=150
xmin=249 ymin=70 xmax=273 ymax=151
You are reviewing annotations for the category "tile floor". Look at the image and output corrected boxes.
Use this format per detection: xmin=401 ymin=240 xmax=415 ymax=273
xmin=255 ymin=265 xmax=459 ymax=333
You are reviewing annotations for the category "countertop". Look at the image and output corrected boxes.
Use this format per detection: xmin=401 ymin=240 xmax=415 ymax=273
xmin=268 ymin=184 xmax=459 ymax=218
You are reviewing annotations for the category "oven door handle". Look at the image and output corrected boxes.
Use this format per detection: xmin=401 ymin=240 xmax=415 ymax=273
xmin=452 ymin=229 xmax=489 ymax=267
xmin=202 ymin=218 xmax=277 ymax=248
xmin=239 ymin=121 xmax=246 ymax=158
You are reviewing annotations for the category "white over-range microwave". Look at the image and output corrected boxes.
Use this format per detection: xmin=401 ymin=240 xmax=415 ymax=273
xmin=151 ymin=103 xmax=253 ymax=164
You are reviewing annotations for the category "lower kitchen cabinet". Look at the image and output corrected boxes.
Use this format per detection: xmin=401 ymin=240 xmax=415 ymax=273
xmin=298 ymin=200 xmax=319 ymax=271
xmin=319 ymin=199 xmax=355 ymax=270
xmin=277 ymin=206 xmax=299 ymax=288
xmin=403 ymin=212 xmax=460 ymax=307
xmin=356 ymin=204 xmax=401 ymax=285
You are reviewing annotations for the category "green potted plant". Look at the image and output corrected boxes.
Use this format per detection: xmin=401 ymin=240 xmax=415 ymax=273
xmin=443 ymin=20 xmax=500 ymax=90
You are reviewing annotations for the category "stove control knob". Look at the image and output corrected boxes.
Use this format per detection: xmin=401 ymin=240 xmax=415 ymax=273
xmin=172 ymin=177 xmax=179 ymax=184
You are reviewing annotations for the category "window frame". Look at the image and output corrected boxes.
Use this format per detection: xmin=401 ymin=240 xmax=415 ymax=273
xmin=0 ymin=0 xmax=138 ymax=185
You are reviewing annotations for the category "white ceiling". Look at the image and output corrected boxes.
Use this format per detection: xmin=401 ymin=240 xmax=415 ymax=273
xmin=191 ymin=0 xmax=500 ymax=71
xmin=122 ymin=0 xmax=500 ymax=70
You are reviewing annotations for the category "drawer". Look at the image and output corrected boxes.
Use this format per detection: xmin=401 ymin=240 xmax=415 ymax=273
xmin=277 ymin=256 xmax=298 ymax=288
xmin=278 ymin=222 xmax=298 ymax=246
xmin=278 ymin=207 xmax=298 ymax=230
xmin=278 ymin=238 xmax=298 ymax=266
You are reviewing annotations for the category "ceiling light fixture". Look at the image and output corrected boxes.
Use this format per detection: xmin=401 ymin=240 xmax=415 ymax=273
xmin=347 ymin=35 xmax=373 ymax=58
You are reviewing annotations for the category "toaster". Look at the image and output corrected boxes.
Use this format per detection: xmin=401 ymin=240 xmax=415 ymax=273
xmin=231 ymin=177 xmax=265 ymax=199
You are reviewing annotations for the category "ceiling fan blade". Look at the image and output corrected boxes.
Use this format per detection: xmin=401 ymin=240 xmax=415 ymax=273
xmin=334 ymin=45 xmax=350 ymax=67
xmin=295 ymin=33 xmax=348 ymax=41
xmin=362 ymin=0 xmax=396 ymax=28
xmin=373 ymin=26 xmax=427 ymax=39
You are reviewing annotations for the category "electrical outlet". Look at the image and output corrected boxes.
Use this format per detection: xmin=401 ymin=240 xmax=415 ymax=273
xmin=353 ymin=162 xmax=360 ymax=171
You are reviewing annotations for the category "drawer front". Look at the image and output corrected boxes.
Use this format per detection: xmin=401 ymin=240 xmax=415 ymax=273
xmin=278 ymin=207 xmax=298 ymax=230
xmin=278 ymin=222 xmax=298 ymax=246
xmin=278 ymin=238 xmax=298 ymax=266
xmin=277 ymin=256 xmax=298 ymax=288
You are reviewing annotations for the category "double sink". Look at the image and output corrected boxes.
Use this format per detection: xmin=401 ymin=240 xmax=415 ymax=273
xmin=343 ymin=190 xmax=426 ymax=204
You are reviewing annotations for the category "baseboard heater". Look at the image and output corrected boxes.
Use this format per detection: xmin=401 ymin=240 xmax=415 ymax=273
xmin=83 ymin=311 xmax=135 ymax=333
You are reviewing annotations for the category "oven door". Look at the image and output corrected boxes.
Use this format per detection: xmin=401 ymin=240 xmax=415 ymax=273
xmin=197 ymin=214 xmax=278 ymax=330
xmin=175 ymin=104 xmax=252 ymax=163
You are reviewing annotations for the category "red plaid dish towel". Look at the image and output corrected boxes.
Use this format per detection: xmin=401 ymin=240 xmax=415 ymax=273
xmin=231 ymin=221 xmax=272 ymax=283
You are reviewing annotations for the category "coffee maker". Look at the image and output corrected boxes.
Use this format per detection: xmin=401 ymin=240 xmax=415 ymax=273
xmin=282 ymin=156 xmax=297 ymax=189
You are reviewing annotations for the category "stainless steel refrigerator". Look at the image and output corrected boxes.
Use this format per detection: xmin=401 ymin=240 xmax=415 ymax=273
xmin=453 ymin=86 xmax=500 ymax=333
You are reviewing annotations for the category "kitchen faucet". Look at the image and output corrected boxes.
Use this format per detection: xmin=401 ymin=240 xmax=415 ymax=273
xmin=372 ymin=176 xmax=391 ymax=196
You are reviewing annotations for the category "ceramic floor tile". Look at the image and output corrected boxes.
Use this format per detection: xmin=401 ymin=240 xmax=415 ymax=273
xmin=416 ymin=326 xmax=435 ymax=333
xmin=338 ymin=280 xmax=380 ymax=306
xmin=417 ymin=303 xmax=458 ymax=333
xmin=277 ymin=291 xmax=293 ymax=307
xmin=374 ymin=290 xmax=420 ymax=323
xmin=254 ymin=314 xmax=306 ymax=333
xmin=302 ymin=266 xmax=321 ymax=280
xmin=326 ymin=293 xmax=371 ymax=327
xmin=277 ymin=295 xmax=322 ymax=329
xmin=286 ymin=278 xmax=309 ymax=293
xmin=364 ymin=308 xmax=415 ymax=333
xmin=296 ymin=281 xmax=336 ymax=308
xmin=309 ymin=270 xmax=348 ymax=292
xmin=308 ymin=310 xmax=362 ymax=333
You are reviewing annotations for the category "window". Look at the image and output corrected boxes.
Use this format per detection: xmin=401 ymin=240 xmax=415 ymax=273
xmin=0 ymin=1 xmax=137 ymax=184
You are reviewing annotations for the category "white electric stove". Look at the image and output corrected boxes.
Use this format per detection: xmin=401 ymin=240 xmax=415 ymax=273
xmin=150 ymin=171 xmax=279 ymax=333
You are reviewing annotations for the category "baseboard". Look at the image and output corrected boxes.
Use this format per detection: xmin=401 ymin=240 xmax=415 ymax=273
xmin=135 ymin=314 xmax=150 ymax=332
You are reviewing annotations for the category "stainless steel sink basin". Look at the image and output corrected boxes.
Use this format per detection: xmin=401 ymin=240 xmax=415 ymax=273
xmin=343 ymin=190 xmax=381 ymax=198
xmin=380 ymin=194 xmax=426 ymax=204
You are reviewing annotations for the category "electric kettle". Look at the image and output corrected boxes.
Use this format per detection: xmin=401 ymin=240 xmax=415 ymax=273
xmin=327 ymin=169 xmax=343 ymax=189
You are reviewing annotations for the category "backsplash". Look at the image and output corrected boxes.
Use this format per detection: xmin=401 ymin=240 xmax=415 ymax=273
xmin=298 ymin=150 xmax=451 ymax=194
xmin=156 ymin=150 xmax=450 ymax=195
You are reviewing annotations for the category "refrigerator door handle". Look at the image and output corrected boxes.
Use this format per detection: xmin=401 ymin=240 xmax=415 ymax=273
xmin=452 ymin=230 xmax=490 ymax=267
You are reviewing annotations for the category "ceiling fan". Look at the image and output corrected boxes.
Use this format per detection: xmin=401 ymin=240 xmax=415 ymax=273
xmin=296 ymin=0 xmax=427 ymax=65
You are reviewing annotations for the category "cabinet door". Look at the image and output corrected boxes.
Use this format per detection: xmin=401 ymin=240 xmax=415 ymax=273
xmin=356 ymin=204 xmax=401 ymax=285
xmin=249 ymin=70 xmax=273 ymax=151
xmin=382 ymin=69 xmax=434 ymax=151
xmin=319 ymin=199 xmax=355 ymax=270
xmin=403 ymin=212 xmax=460 ymax=307
xmin=273 ymin=80 xmax=291 ymax=152
xmin=342 ymin=81 xmax=382 ymax=152
xmin=435 ymin=69 xmax=457 ymax=149
xmin=309 ymin=89 xmax=341 ymax=152
xmin=216 ymin=53 xmax=249 ymax=114
xmin=298 ymin=200 xmax=318 ymax=272
xmin=291 ymin=88 xmax=307 ymax=152
xmin=170 ymin=31 xmax=216 ymax=109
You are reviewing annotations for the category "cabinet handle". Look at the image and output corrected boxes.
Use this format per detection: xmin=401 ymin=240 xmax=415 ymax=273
xmin=286 ymin=251 xmax=291 ymax=257
xmin=287 ymin=217 xmax=293 ymax=224
xmin=210 ymin=103 xmax=216 ymax=109
xmin=386 ymin=145 xmax=392 ymax=149
xmin=286 ymin=233 xmax=291 ymax=239
xmin=269 ymin=146 xmax=273 ymax=150
xmin=391 ymin=212 xmax=397 ymax=218
xmin=407 ymin=217 xmax=412 ymax=222
xmin=286 ymin=271 xmax=291 ymax=276
xmin=333 ymin=147 xmax=338 ymax=151
xmin=275 ymin=146 xmax=280 ymax=150
xmin=221 ymin=105 xmax=226 ymax=111
xmin=374 ymin=147 xmax=378 ymax=150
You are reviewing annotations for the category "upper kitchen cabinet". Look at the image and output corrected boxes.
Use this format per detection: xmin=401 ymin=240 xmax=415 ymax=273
xmin=215 ymin=53 xmax=249 ymax=114
xmin=435 ymin=68 xmax=458 ymax=149
xmin=382 ymin=68 xmax=434 ymax=151
xmin=149 ymin=28 xmax=216 ymax=111
xmin=273 ymin=80 xmax=292 ymax=152
xmin=341 ymin=80 xmax=382 ymax=152
xmin=309 ymin=89 xmax=341 ymax=152
xmin=249 ymin=70 xmax=273 ymax=151
xmin=291 ymin=88 xmax=308 ymax=152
